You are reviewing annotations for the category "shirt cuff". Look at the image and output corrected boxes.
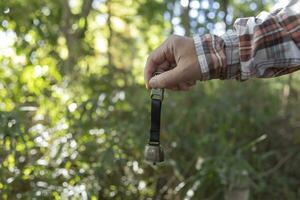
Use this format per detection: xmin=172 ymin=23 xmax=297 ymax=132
xmin=221 ymin=31 xmax=241 ymax=80
xmin=193 ymin=34 xmax=210 ymax=81
xmin=193 ymin=32 xmax=241 ymax=81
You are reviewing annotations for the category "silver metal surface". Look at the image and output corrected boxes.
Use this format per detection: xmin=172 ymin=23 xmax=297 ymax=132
xmin=151 ymin=88 xmax=164 ymax=101
xmin=144 ymin=144 xmax=164 ymax=165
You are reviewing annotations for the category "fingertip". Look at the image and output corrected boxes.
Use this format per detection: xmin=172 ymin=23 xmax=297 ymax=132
xmin=144 ymin=55 xmax=155 ymax=86
xmin=149 ymin=78 xmax=155 ymax=88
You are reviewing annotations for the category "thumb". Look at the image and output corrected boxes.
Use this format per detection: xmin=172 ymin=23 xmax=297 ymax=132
xmin=149 ymin=67 xmax=182 ymax=88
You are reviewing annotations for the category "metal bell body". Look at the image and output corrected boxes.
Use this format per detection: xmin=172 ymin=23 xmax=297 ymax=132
xmin=144 ymin=144 xmax=164 ymax=165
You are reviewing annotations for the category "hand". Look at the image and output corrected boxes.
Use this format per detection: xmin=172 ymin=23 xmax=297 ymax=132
xmin=144 ymin=35 xmax=201 ymax=91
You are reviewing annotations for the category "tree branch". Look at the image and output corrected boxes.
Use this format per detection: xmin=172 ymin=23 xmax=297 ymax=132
xmin=76 ymin=0 xmax=93 ymax=37
xmin=260 ymin=153 xmax=293 ymax=177
xmin=61 ymin=0 xmax=72 ymax=36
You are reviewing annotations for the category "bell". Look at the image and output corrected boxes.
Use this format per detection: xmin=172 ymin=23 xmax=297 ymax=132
xmin=144 ymin=144 xmax=164 ymax=165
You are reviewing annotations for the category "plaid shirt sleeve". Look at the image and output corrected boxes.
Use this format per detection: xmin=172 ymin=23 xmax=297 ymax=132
xmin=193 ymin=0 xmax=300 ymax=81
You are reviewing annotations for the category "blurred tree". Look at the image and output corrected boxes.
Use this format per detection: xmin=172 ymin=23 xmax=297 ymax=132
xmin=0 ymin=0 xmax=299 ymax=200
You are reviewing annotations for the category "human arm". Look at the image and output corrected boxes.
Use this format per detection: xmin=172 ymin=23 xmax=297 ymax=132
xmin=144 ymin=0 xmax=300 ymax=89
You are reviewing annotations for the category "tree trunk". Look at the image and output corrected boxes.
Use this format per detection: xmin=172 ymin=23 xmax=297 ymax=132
xmin=181 ymin=0 xmax=191 ymax=36
xmin=106 ymin=0 xmax=114 ymax=68
xmin=221 ymin=0 xmax=229 ymax=29
xmin=225 ymin=188 xmax=250 ymax=200
xmin=60 ymin=0 xmax=93 ymax=74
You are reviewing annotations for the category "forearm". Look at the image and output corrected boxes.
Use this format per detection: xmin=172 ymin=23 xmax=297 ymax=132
xmin=193 ymin=0 xmax=300 ymax=81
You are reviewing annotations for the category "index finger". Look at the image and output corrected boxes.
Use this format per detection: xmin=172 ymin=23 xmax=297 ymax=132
xmin=144 ymin=39 xmax=173 ymax=89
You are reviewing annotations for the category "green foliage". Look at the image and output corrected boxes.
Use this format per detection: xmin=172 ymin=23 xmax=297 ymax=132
xmin=0 ymin=0 xmax=299 ymax=199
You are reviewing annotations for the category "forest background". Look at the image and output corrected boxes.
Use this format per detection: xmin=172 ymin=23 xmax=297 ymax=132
xmin=0 ymin=0 xmax=299 ymax=199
